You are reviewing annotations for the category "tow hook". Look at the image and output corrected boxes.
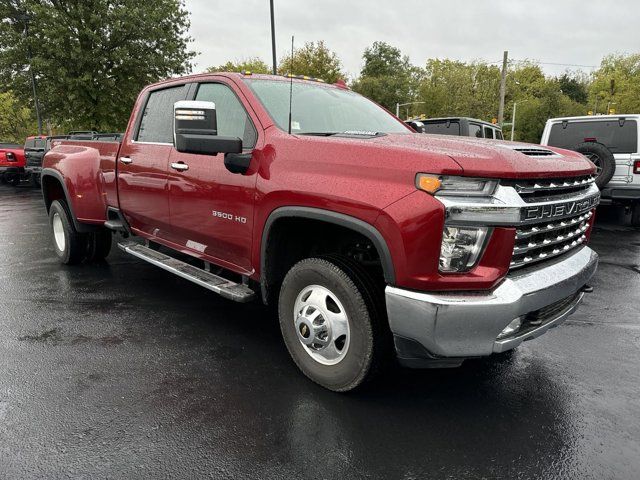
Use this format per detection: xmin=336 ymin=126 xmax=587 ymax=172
xmin=581 ymin=284 xmax=594 ymax=293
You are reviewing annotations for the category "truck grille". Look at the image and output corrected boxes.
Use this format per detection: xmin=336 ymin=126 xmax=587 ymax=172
xmin=502 ymin=175 xmax=596 ymax=203
xmin=510 ymin=211 xmax=593 ymax=270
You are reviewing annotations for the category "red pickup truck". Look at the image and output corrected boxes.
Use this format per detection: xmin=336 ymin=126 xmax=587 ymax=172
xmin=42 ymin=72 xmax=600 ymax=391
xmin=0 ymin=142 xmax=26 ymax=186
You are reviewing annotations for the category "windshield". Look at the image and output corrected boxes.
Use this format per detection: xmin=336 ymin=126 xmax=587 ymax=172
xmin=244 ymin=79 xmax=409 ymax=135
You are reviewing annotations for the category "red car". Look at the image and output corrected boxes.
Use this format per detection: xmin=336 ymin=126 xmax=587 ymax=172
xmin=0 ymin=142 xmax=26 ymax=186
xmin=41 ymin=73 xmax=599 ymax=391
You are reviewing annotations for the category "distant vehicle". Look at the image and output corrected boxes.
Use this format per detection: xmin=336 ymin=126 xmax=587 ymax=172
xmin=541 ymin=115 xmax=640 ymax=225
xmin=0 ymin=142 xmax=26 ymax=186
xmin=25 ymin=133 xmax=123 ymax=187
xmin=408 ymin=117 xmax=504 ymax=140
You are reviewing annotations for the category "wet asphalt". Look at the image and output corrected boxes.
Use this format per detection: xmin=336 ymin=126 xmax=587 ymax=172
xmin=0 ymin=184 xmax=638 ymax=479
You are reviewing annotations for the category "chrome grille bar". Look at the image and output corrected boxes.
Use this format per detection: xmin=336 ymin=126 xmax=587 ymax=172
xmin=511 ymin=236 xmax=587 ymax=269
xmin=515 ymin=212 xmax=593 ymax=240
xmin=513 ymin=222 xmax=590 ymax=254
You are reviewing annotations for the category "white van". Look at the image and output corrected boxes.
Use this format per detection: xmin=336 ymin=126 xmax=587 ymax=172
xmin=541 ymin=115 xmax=640 ymax=225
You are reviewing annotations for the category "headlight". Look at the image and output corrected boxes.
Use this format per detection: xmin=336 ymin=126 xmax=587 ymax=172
xmin=439 ymin=226 xmax=489 ymax=272
xmin=416 ymin=174 xmax=498 ymax=197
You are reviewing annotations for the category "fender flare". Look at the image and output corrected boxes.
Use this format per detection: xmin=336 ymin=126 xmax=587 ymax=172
xmin=260 ymin=206 xmax=395 ymax=287
xmin=41 ymin=168 xmax=98 ymax=233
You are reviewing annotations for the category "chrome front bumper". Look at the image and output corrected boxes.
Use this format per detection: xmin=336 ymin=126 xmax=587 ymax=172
xmin=386 ymin=246 xmax=598 ymax=367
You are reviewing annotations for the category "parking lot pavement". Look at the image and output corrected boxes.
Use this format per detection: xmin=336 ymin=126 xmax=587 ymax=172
xmin=0 ymin=184 xmax=639 ymax=479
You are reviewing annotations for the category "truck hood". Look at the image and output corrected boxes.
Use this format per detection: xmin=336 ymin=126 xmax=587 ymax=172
xmin=365 ymin=133 xmax=595 ymax=179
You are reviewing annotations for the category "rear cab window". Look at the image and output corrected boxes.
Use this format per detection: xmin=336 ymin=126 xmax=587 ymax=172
xmin=422 ymin=121 xmax=460 ymax=136
xmin=136 ymin=85 xmax=188 ymax=143
xmin=548 ymin=119 xmax=638 ymax=154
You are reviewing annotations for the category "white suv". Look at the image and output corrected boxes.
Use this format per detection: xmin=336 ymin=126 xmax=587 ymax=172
xmin=541 ymin=115 xmax=640 ymax=225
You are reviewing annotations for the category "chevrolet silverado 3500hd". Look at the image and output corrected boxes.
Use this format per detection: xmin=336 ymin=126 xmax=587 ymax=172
xmin=42 ymin=72 xmax=599 ymax=391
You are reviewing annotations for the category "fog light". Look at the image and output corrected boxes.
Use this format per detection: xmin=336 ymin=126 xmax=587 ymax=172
xmin=497 ymin=317 xmax=522 ymax=340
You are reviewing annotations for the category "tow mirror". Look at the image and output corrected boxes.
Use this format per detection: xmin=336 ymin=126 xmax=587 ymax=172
xmin=173 ymin=100 xmax=242 ymax=155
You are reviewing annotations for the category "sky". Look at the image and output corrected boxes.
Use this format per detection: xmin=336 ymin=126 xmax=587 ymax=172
xmin=185 ymin=0 xmax=640 ymax=79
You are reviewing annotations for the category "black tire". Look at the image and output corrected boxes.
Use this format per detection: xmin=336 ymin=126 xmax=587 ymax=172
xmin=574 ymin=142 xmax=615 ymax=189
xmin=85 ymin=229 xmax=112 ymax=262
xmin=278 ymin=256 xmax=389 ymax=392
xmin=32 ymin=175 xmax=41 ymax=189
xmin=48 ymin=200 xmax=87 ymax=265
xmin=631 ymin=204 xmax=640 ymax=228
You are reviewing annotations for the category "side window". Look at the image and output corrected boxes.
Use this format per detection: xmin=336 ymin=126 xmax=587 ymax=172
xmin=137 ymin=85 xmax=187 ymax=143
xmin=495 ymin=129 xmax=504 ymax=140
xmin=483 ymin=126 xmax=494 ymax=139
xmin=469 ymin=124 xmax=482 ymax=138
xmin=195 ymin=83 xmax=257 ymax=148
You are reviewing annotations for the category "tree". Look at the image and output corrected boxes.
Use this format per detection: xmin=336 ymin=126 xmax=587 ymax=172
xmin=559 ymin=73 xmax=589 ymax=104
xmin=352 ymin=41 xmax=421 ymax=114
xmin=207 ymin=57 xmax=270 ymax=74
xmin=277 ymin=40 xmax=344 ymax=83
xmin=0 ymin=91 xmax=36 ymax=143
xmin=417 ymin=59 xmax=501 ymax=120
xmin=589 ymin=54 xmax=640 ymax=114
xmin=0 ymin=0 xmax=195 ymax=132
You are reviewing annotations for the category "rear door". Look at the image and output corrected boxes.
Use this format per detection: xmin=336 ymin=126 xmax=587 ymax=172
xmin=117 ymin=84 xmax=188 ymax=238
xmin=167 ymin=80 xmax=260 ymax=273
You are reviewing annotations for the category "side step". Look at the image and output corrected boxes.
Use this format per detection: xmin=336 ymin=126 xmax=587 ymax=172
xmin=117 ymin=241 xmax=256 ymax=303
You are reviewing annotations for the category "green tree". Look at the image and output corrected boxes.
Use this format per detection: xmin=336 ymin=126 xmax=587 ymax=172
xmin=0 ymin=91 xmax=36 ymax=143
xmin=352 ymin=41 xmax=421 ymax=114
xmin=207 ymin=57 xmax=270 ymax=74
xmin=559 ymin=73 xmax=589 ymax=104
xmin=0 ymin=0 xmax=195 ymax=132
xmin=418 ymin=59 xmax=501 ymax=121
xmin=277 ymin=40 xmax=344 ymax=83
xmin=589 ymin=54 xmax=640 ymax=114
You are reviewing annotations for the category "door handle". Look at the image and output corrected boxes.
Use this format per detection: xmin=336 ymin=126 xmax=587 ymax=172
xmin=120 ymin=157 xmax=133 ymax=164
xmin=171 ymin=162 xmax=189 ymax=171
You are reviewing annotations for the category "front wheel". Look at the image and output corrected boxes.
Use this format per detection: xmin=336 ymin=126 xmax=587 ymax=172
xmin=278 ymin=257 xmax=388 ymax=392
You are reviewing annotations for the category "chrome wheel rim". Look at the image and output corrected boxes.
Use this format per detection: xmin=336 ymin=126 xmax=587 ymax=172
xmin=52 ymin=213 xmax=66 ymax=252
xmin=293 ymin=285 xmax=350 ymax=365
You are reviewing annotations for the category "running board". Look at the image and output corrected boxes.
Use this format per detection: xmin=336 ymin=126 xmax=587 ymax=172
xmin=117 ymin=241 xmax=255 ymax=303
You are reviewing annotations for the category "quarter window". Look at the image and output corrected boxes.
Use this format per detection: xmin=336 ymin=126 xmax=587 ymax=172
xmin=137 ymin=85 xmax=187 ymax=143
xmin=483 ymin=126 xmax=494 ymax=139
xmin=469 ymin=124 xmax=482 ymax=138
xmin=195 ymin=83 xmax=257 ymax=149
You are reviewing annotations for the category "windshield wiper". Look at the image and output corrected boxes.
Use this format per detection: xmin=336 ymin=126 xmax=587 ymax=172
xmin=298 ymin=132 xmax=341 ymax=136
xmin=298 ymin=131 xmax=383 ymax=137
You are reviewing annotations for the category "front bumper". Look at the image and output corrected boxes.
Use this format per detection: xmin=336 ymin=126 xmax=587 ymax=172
xmin=386 ymin=246 xmax=598 ymax=367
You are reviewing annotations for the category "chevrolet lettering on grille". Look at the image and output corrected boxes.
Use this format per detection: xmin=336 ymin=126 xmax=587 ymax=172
xmin=521 ymin=193 xmax=600 ymax=222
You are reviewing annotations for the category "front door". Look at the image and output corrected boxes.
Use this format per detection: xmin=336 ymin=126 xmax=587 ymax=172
xmin=117 ymin=84 xmax=188 ymax=239
xmin=167 ymin=81 xmax=260 ymax=273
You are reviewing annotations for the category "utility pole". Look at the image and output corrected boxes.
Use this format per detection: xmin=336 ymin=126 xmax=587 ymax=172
xmin=269 ymin=0 xmax=277 ymax=75
xmin=510 ymin=102 xmax=517 ymax=141
xmin=498 ymin=50 xmax=508 ymax=127
xmin=17 ymin=13 xmax=43 ymax=135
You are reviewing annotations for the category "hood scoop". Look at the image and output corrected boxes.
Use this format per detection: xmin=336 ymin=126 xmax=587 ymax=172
xmin=498 ymin=144 xmax=560 ymax=157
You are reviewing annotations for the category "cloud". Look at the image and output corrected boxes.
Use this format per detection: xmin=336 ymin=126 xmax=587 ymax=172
xmin=186 ymin=0 xmax=640 ymax=78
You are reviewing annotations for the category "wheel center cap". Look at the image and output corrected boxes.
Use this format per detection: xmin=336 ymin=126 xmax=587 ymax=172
xmin=299 ymin=323 xmax=310 ymax=338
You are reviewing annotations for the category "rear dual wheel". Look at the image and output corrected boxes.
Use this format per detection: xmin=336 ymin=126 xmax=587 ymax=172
xmin=49 ymin=199 xmax=112 ymax=264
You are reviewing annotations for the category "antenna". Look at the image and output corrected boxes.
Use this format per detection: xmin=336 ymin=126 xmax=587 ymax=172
xmin=288 ymin=35 xmax=294 ymax=135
